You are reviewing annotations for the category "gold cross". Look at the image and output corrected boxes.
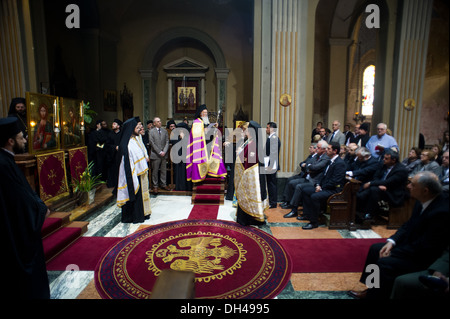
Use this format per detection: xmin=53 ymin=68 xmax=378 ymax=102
xmin=48 ymin=169 xmax=57 ymax=185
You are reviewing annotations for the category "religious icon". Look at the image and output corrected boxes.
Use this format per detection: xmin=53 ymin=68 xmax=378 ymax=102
xmin=177 ymin=86 xmax=197 ymax=111
xmin=26 ymin=92 xmax=61 ymax=155
xmin=60 ymin=97 xmax=84 ymax=149
xmin=279 ymin=93 xmax=292 ymax=107
xmin=235 ymin=120 xmax=246 ymax=129
xmin=174 ymin=79 xmax=199 ymax=114
xmin=403 ymin=98 xmax=416 ymax=111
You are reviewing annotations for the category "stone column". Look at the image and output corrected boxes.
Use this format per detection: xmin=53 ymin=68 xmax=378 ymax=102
xmin=200 ymin=78 xmax=205 ymax=105
xmin=328 ymin=38 xmax=353 ymax=128
xmin=215 ymin=68 xmax=229 ymax=111
xmin=167 ymin=77 xmax=173 ymax=119
xmin=253 ymin=0 xmax=317 ymax=174
xmin=390 ymin=0 xmax=433 ymax=159
xmin=139 ymin=69 xmax=156 ymax=125
xmin=0 ymin=0 xmax=28 ymax=112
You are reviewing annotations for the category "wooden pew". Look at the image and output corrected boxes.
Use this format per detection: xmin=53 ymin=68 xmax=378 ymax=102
xmin=327 ymin=178 xmax=414 ymax=230
xmin=327 ymin=178 xmax=361 ymax=230
xmin=386 ymin=189 xmax=414 ymax=229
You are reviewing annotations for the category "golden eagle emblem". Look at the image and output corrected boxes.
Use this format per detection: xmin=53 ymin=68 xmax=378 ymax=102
xmin=155 ymin=237 xmax=237 ymax=274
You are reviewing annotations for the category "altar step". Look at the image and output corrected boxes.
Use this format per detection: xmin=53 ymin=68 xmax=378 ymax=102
xmin=191 ymin=178 xmax=225 ymax=205
xmin=42 ymin=212 xmax=89 ymax=263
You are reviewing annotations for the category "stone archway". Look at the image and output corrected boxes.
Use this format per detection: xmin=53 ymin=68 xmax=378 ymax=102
xmin=139 ymin=27 xmax=229 ymax=123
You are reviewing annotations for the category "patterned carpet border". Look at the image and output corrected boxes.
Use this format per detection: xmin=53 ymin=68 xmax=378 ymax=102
xmin=95 ymin=219 xmax=292 ymax=299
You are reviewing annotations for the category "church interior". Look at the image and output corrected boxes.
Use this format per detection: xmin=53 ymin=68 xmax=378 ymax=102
xmin=0 ymin=0 xmax=449 ymax=303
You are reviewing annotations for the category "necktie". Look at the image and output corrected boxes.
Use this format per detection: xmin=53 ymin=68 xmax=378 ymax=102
xmin=330 ymin=132 xmax=335 ymax=142
xmin=325 ymin=161 xmax=333 ymax=175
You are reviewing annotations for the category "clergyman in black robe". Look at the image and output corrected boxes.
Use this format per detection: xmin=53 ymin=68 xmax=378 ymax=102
xmin=105 ymin=119 xmax=123 ymax=191
xmin=172 ymin=122 xmax=192 ymax=191
xmin=0 ymin=117 xmax=50 ymax=299
xmin=93 ymin=120 xmax=110 ymax=181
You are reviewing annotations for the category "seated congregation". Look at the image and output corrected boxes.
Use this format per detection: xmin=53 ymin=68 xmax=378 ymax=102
xmin=280 ymin=122 xmax=449 ymax=231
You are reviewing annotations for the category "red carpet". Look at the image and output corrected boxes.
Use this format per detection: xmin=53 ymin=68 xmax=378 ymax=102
xmin=279 ymin=238 xmax=385 ymax=273
xmin=187 ymin=205 xmax=219 ymax=219
xmin=41 ymin=217 xmax=63 ymax=238
xmin=95 ymin=220 xmax=292 ymax=299
xmin=195 ymin=184 xmax=222 ymax=194
xmin=43 ymin=227 xmax=82 ymax=262
xmin=46 ymin=237 xmax=122 ymax=271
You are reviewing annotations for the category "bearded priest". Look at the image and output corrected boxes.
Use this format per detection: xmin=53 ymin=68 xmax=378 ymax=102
xmin=117 ymin=117 xmax=151 ymax=223
xmin=186 ymin=104 xmax=226 ymax=183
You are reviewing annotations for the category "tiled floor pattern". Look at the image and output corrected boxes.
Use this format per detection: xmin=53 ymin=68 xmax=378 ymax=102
xmin=48 ymin=195 xmax=396 ymax=299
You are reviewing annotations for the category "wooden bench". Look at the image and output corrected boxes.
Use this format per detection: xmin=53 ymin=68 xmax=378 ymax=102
xmin=386 ymin=191 xmax=414 ymax=229
xmin=327 ymin=179 xmax=360 ymax=230
xmin=327 ymin=178 xmax=414 ymax=230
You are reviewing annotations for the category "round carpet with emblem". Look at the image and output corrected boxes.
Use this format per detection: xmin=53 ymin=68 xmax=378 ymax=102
xmin=94 ymin=219 xmax=292 ymax=299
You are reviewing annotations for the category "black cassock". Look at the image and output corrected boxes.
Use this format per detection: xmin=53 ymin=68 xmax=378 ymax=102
xmin=0 ymin=149 xmax=50 ymax=299
xmin=105 ymin=130 xmax=123 ymax=190
xmin=173 ymin=123 xmax=192 ymax=191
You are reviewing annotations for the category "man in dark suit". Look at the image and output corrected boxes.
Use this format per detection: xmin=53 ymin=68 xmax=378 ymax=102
xmin=280 ymin=143 xmax=318 ymax=209
xmin=265 ymin=122 xmax=281 ymax=208
xmin=346 ymin=146 xmax=380 ymax=184
xmin=300 ymin=142 xmax=347 ymax=229
xmin=349 ymin=171 xmax=449 ymax=299
xmin=283 ymin=140 xmax=330 ymax=218
xmin=356 ymin=122 xmax=370 ymax=147
xmin=356 ymin=149 xmax=408 ymax=220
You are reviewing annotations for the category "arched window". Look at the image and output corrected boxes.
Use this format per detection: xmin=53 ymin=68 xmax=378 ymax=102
xmin=361 ymin=65 xmax=375 ymax=116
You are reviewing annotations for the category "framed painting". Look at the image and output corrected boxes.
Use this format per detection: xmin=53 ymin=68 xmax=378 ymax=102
xmin=60 ymin=97 xmax=84 ymax=149
xmin=104 ymin=89 xmax=118 ymax=112
xmin=26 ymin=92 xmax=61 ymax=155
xmin=174 ymin=79 xmax=199 ymax=115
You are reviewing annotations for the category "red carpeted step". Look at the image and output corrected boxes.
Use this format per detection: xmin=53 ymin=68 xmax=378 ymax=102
xmin=43 ymin=221 xmax=89 ymax=262
xmin=43 ymin=227 xmax=82 ymax=262
xmin=41 ymin=212 xmax=71 ymax=238
xmin=41 ymin=218 xmax=63 ymax=238
xmin=203 ymin=178 xmax=224 ymax=184
xmin=192 ymin=194 xmax=223 ymax=205
xmin=194 ymin=184 xmax=223 ymax=194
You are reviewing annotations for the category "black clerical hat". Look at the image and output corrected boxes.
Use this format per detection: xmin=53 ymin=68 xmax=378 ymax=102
xmin=0 ymin=117 xmax=22 ymax=145
xmin=8 ymin=97 xmax=26 ymax=115
xmin=194 ymin=104 xmax=207 ymax=119
xmin=113 ymin=119 xmax=123 ymax=126
xmin=360 ymin=122 xmax=370 ymax=132
xmin=166 ymin=119 xmax=175 ymax=129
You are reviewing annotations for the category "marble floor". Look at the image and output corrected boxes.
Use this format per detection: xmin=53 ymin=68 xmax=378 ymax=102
xmin=47 ymin=194 xmax=394 ymax=299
